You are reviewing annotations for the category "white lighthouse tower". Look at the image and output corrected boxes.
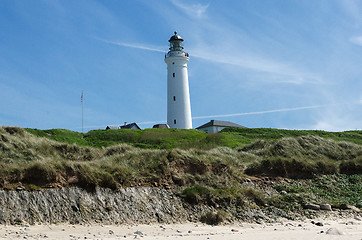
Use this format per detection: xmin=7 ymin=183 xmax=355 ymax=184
xmin=165 ymin=32 xmax=192 ymax=129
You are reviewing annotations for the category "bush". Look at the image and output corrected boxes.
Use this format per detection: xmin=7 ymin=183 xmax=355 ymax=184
xmin=340 ymin=160 xmax=362 ymax=174
xmin=4 ymin=127 xmax=25 ymax=136
xmin=0 ymin=163 xmax=22 ymax=184
xmin=182 ymin=185 xmax=211 ymax=204
xmin=98 ymin=171 xmax=118 ymax=190
xmin=245 ymin=157 xmax=337 ymax=178
xmin=242 ymin=188 xmax=267 ymax=206
xmin=23 ymin=161 xmax=57 ymax=185
xmin=72 ymin=163 xmax=98 ymax=191
xmin=200 ymin=210 xmax=228 ymax=225
xmin=111 ymin=166 xmax=133 ymax=185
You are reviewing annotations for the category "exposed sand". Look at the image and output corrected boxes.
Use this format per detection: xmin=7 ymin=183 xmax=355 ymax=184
xmin=0 ymin=217 xmax=361 ymax=240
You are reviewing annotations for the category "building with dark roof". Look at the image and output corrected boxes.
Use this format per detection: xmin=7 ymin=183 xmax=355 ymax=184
xmin=196 ymin=120 xmax=246 ymax=133
xmin=153 ymin=124 xmax=170 ymax=129
xmin=106 ymin=122 xmax=141 ymax=130
xmin=121 ymin=122 xmax=141 ymax=130
xmin=106 ymin=125 xmax=121 ymax=130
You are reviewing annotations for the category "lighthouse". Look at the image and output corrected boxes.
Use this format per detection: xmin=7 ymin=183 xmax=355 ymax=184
xmin=165 ymin=32 xmax=192 ymax=129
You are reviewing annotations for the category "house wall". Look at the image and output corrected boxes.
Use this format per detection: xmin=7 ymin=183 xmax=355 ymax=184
xmin=198 ymin=126 xmax=226 ymax=133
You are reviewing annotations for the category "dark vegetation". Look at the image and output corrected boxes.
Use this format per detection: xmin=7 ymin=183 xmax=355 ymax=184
xmin=0 ymin=126 xmax=361 ymax=219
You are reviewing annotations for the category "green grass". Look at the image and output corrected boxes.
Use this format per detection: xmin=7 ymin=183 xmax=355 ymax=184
xmin=84 ymin=129 xmax=142 ymax=147
xmin=222 ymin=128 xmax=362 ymax=145
xmin=24 ymin=127 xmax=362 ymax=150
xmin=26 ymin=128 xmax=211 ymax=149
xmin=26 ymin=128 xmax=88 ymax=146
xmin=137 ymin=128 xmax=207 ymax=149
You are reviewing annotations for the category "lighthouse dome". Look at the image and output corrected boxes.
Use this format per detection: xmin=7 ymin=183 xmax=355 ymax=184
xmin=169 ymin=32 xmax=184 ymax=42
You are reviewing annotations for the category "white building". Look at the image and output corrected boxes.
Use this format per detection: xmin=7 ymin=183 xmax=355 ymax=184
xmin=164 ymin=32 xmax=192 ymax=129
xmin=196 ymin=120 xmax=246 ymax=133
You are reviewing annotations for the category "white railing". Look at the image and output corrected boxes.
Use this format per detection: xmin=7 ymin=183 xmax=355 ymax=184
xmin=166 ymin=51 xmax=189 ymax=58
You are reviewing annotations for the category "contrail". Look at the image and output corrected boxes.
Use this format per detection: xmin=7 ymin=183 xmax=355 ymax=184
xmin=192 ymin=105 xmax=325 ymax=120
xmin=96 ymin=38 xmax=323 ymax=84
xmin=82 ymin=101 xmax=360 ymax=129
xmin=195 ymin=101 xmax=361 ymax=120
xmin=136 ymin=105 xmax=325 ymax=125
xmin=80 ymin=104 xmax=329 ymax=130
xmin=97 ymin=37 xmax=166 ymax=53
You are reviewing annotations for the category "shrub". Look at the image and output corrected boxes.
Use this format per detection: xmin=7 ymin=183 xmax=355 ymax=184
xmin=4 ymin=127 xmax=25 ymax=136
xmin=0 ymin=163 xmax=22 ymax=184
xmin=200 ymin=210 xmax=228 ymax=225
xmin=72 ymin=163 xmax=98 ymax=191
xmin=245 ymin=157 xmax=337 ymax=178
xmin=340 ymin=160 xmax=362 ymax=174
xmin=182 ymin=185 xmax=211 ymax=204
xmin=109 ymin=166 xmax=133 ymax=185
xmin=98 ymin=171 xmax=118 ymax=190
xmin=242 ymin=188 xmax=267 ymax=206
xmin=23 ymin=161 xmax=57 ymax=185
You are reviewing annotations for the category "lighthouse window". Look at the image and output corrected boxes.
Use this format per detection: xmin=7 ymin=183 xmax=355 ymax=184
xmin=173 ymin=73 xmax=175 ymax=78
xmin=174 ymin=119 xmax=176 ymax=124
xmin=173 ymin=96 xmax=176 ymax=101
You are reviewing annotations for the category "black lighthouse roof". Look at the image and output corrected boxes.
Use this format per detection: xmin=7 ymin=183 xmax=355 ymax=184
xmin=169 ymin=31 xmax=184 ymax=42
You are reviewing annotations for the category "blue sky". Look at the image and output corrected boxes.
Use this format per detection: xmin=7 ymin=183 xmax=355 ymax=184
xmin=1 ymin=0 xmax=361 ymax=132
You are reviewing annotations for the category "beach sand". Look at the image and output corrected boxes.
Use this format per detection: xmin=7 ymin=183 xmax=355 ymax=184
xmin=0 ymin=217 xmax=361 ymax=239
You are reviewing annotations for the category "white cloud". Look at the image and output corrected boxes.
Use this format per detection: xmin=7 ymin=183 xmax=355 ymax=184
xmin=312 ymin=119 xmax=361 ymax=132
xmin=349 ymin=36 xmax=362 ymax=46
xmin=312 ymin=121 xmax=341 ymax=132
xmin=170 ymin=0 xmax=209 ymax=19
xmin=310 ymin=100 xmax=362 ymax=131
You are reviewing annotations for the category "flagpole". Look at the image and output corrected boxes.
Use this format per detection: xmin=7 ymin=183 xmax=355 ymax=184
xmin=81 ymin=90 xmax=84 ymax=134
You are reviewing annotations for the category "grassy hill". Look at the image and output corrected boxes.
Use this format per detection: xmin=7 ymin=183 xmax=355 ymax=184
xmin=26 ymin=127 xmax=362 ymax=149
xmin=1 ymin=126 xmax=361 ymax=213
